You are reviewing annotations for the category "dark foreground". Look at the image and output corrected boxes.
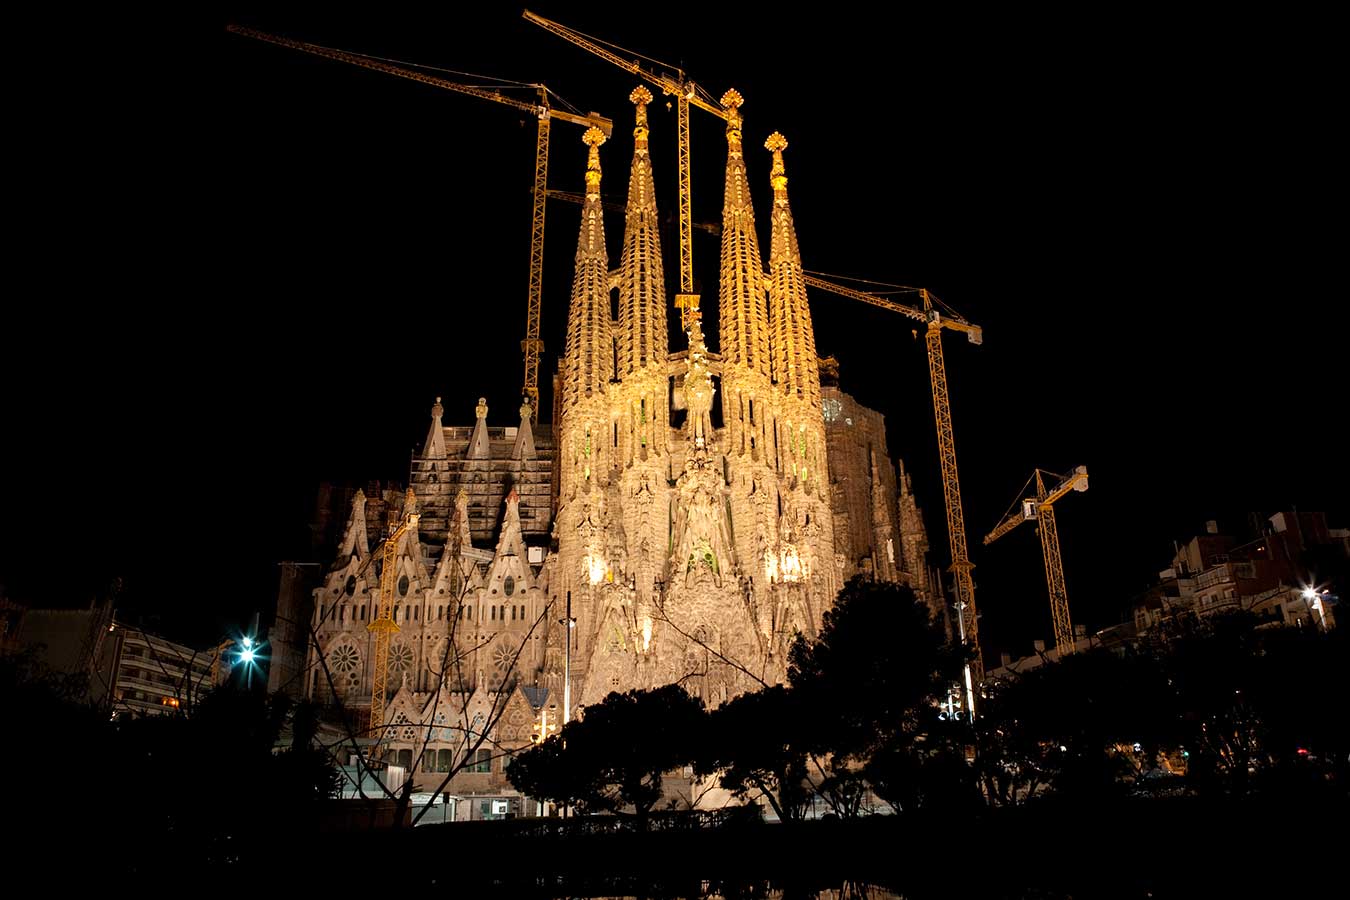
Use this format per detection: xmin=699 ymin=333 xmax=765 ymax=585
xmin=50 ymin=793 xmax=1341 ymax=898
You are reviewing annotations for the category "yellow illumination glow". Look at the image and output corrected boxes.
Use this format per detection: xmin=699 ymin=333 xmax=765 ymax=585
xmin=780 ymin=545 xmax=803 ymax=583
xmin=586 ymin=555 xmax=607 ymax=585
xmin=763 ymin=550 xmax=780 ymax=583
xmin=641 ymin=616 xmax=652 ymax=652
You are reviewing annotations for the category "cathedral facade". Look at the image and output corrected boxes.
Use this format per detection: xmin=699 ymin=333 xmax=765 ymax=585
xmin=298 ymin=87 xmax=935 ymax=797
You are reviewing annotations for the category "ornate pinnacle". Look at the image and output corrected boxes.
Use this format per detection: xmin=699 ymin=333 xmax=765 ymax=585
xmin=431 ymin=396 xmax=444 ymax=419
xmin=475 ymin=396 xmax=488 ymax=419
xmin=630 ymin=85 xmax=652 ymax=152
xmin=721 ymin=89 xmax=744 ymax=148
xmin=766 ymin=131 xmax=789 ymax=201
xmin=583 ymin=125 xmax=606 ymax=191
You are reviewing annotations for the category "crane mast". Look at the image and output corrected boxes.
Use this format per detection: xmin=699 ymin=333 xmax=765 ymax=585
xmin=984 ymin=466 xmax=1089 ymax=655
xmin=227 ymin=24 xmax=613 ymax=418
xmin=806 ymin=275 xmax=985 ymax=707
xmin=367 ymin=505 xmax=419 ymax=751
xmin=523 ymin=10 xmax=727 ymax=328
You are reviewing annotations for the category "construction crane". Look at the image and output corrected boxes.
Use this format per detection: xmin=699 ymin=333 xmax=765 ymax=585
xmin=364 ymin=494 xmax=420 ymax=752
xmin=804 ymin=274 xmax=986 ymax=708
xmin=226 ymin=24 xmax=612 ymax=417
xmin=523 ymin=9 xmax=727 ymax=329
xmin=984 ymin=466 xmax=1089 ymax=656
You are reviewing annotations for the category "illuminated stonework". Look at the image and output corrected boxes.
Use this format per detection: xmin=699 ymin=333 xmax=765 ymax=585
xmin=304 ymin=90 xmax=936 ymax=765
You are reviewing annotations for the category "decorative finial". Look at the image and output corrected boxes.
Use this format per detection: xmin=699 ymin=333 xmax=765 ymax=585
xmin=432 ymin=396 xmax=444 ymax=419
xmin=721 ymin=89 xmax=744 ymax=148
xmin=475 ymin=397 xmax=488 ymax=420
xmin=630 ymin=85 xmax=652 ymax=151
xmin=456 ymin=488 xmax=468 ymax=505
xmin=519 ymin=400 xmax=533 ymax=421
xmin=766 ymin=131 xmax=789 ymax=200
xmin=582 ymin=125 xmax=607 ymax=147
xmin=583 ymin=126 xmax=606 ymax=191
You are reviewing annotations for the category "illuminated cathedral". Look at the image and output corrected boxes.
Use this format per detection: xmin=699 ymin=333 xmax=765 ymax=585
xmin=292 ymin=87 xmax=937 ymax=797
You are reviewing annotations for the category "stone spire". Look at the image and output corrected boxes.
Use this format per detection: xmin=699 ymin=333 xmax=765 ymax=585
xmin=336 ymin=488 xmax=369 ymax=562
xmin=467 ymin=396 xmax=491 ymax=460
xmin=422 ymin=396 xmax=447 ymax=460
xmin=562 ymin=126 xmax=613 ymax=410
xmin=511 ymin=401 xmax=536 ymax=460
xmin=718 ymin=89 xmax=771 ymax=379
xmin=617 ymin=85 xmax=668 ymax=378
xmin=766 ymin=132 xmax=820 ymax=409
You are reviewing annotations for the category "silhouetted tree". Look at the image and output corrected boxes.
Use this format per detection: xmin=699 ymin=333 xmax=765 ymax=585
xmin=697 ymin=685 xmax=812 ymax=823
xmin=788 ymin=577 xmax=958 ymax=760
xmin=778 ymin=577 xmax=958 ymax=816
xmin=866 ymin=712 xmax=981 ymax=814
xmin=1162 ymin=610 xmax=1348 ymax=795
xmin=508 ymin=684 xmax=706 ymax=829
xmin=979 ymin=648 xmax=1180 ymax=803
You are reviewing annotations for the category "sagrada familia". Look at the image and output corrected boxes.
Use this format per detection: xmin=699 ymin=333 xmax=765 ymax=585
xmin=281 ymin=87 xmax=938 ymax=800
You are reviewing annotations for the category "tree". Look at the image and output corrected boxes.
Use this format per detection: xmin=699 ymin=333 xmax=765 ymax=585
xmin=508 ymin=684 xmax=706 ymax=829
xmin=866 ymin=711 xmax=982 ymax=815
xmin=696 ymin=685 xmax=813 ymax=823
xmin=787 ymin=576 xmax=958 ymax=760
xmin=972 ymin=647 xmax=1183 ymax=805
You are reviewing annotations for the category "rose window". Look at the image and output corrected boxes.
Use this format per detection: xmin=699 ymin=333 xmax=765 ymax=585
xmin=389 ymin=642 xmax=414 ymax=674
xmin=330 ymin=644 xmax=361 ymax=686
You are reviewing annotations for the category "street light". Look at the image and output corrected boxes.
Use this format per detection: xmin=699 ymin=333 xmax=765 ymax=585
xmin=232 ymin=631 xmax=267 ymax=690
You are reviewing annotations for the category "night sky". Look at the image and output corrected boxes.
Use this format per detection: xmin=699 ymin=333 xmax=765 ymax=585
xmin=4 ymin=7 xmax=1343 ymax=655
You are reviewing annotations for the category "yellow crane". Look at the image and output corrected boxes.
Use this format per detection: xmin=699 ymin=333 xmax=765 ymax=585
xmin=803 ymin=274 xmax=986 ymax=703
xmin=226 ymin=24 xmax=612 ymax=417
xmin=365 ymin=495 xmax=420 ymax=752
xmin=523 ymin=9 xmax=727 ymax=329
xmin=984 ymin=466 xmax=1089 ymax=656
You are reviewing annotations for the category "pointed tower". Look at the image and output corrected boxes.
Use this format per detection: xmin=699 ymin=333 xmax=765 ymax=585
xmin=336 ymin=488 xmax=369 ymax=563
xmin=512 ymin=401 xmax=536 ymax=461
xmin=422 ymin=396 xmax=447 ymax=460
xmin=715 ymin=90 xmax=782 ymax=651
xmin=562 ymin=126 xmax=614 ymax=413
xmin=554 ymin=125 xmax=619 ymax=708
xmin=761 ymin=130 xmax=837 ymax=635
xmin=718 ymin=90 xmax=774 ymax=476
xmin=617 ymin=86 xmax=668 ymax=381
xmin=616 ymin=85 xmax=670 ymax=467
xmin=766 ymin=133 xmax=821 ymax=413
xmin=559 ymin=126 xmax=614 ymax=502
xmin=718 ymin=90 xmax=772 ymax=387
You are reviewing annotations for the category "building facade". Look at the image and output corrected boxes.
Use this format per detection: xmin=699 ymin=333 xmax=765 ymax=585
xmin=296 ymin=88 xmax=936 ymax=794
